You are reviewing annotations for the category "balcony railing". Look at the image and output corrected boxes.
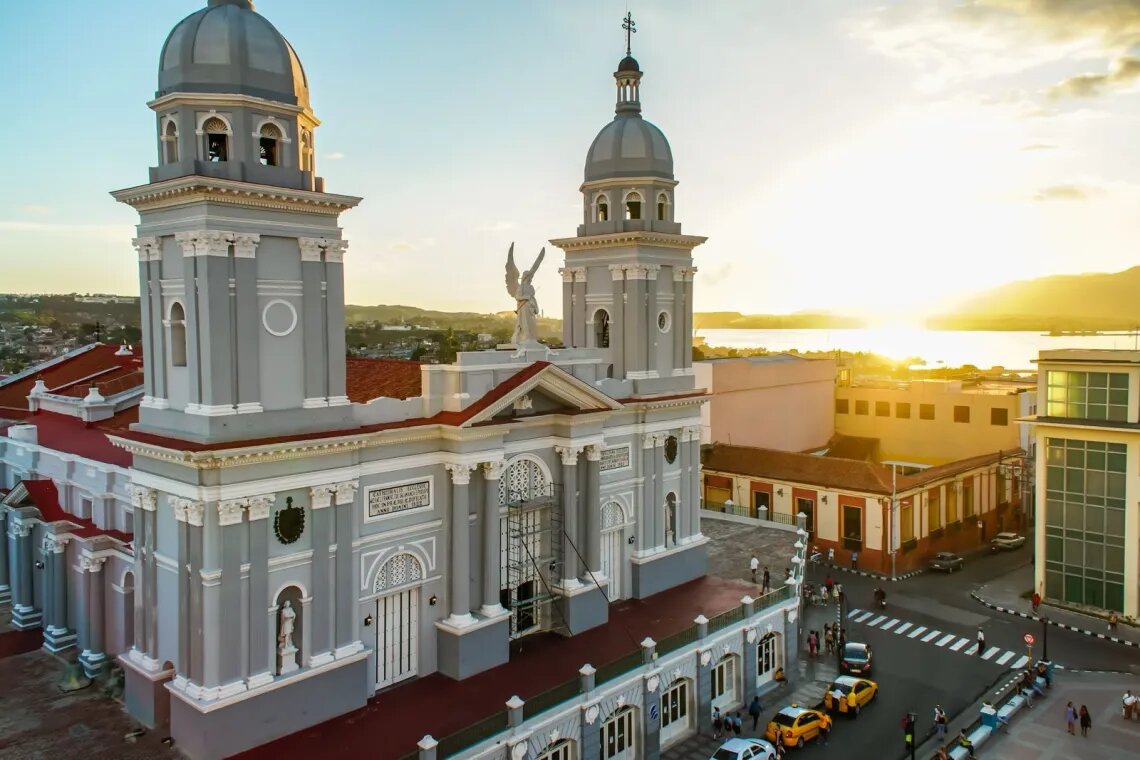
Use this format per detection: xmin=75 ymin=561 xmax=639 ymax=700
xmin=701 ymin=499 xmax=797 ymax=526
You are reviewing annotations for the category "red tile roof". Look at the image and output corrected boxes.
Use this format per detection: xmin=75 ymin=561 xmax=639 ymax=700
xmin=0 ymin=411 xmax=134 ymax=468
xmin=13 ymin=479 xmax=131 ymax=543
xmin=0 ymin=343 xmax=143 ymax=410
xmin=896 ymin=449 xmax=1023 ymax=489
xmin=345 ymin=358 xmax=423 ymax=402
xmin=703 ymin=443 xmax=895 ymax=495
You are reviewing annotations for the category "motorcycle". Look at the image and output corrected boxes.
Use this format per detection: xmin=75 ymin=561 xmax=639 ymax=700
xmin=873 ymin=587 xmax=886 ymax=609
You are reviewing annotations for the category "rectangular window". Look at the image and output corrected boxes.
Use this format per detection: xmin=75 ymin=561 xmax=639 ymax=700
xmin=661 ymin=679 xmax=690 ymax=744
xmin=991 ymin=408 xmax=1009 ymax=426
xmin=946 ymin=486 xmax=958 ymax=524
xmin=842 ymin=505 xmax=862 ymax=550
xmin=962 ymin=479 xmax=974 ymax=518
xmin=835 ymin=398 xmax=849 ymax=414
xmin=1045 ymin=370 xmax=1128 ymax=421
xmin=896 ymin=402 xmax=911 ymax=419
xmin=711 ymin=656 xmax=738 ymax=711
xmin=855 ymin=400 xmax=869 ymax=415
xmin=953 ymin=405 xmax=970 ymax=423
xmin=875 ymin=401 xmax=890 ymax=417
xmin=602 ymin=708 xmax=635 ymax=759
xmin=796 ymin=497 xmax=814 ymax=535
xmin=927 ymin=489 xmax=941 ymax=532
xmin=900 ymin=500 xmax=915 ymax=542
xmin=919 ymin=404 xmax=935 ymax=420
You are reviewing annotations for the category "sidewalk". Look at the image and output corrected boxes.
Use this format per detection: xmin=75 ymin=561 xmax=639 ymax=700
xmin=972 ymin=564 xmax=1140 ymax=650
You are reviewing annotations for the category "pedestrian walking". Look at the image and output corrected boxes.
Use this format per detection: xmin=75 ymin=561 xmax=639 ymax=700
xmin=976 ymin=627 xmax=985 ymax=657
xmin=819 ymin=711 xmax=831 ymax=746
xmin=850 ymin=550 xmax=858 ymax=570
xmin=1031 ymin=591 xmax=1041 ymax=614
xmin=1065 ymin=702 xmax=1077 ymax=734
xmin=712 ymin=706 xmax=723 ymax=739
xmin=1123 ymin=689 xmax=1137 ymax=720
xmin=1079 ymin=705 xmax=1091 ymax=737
xmin=807 ymin=630 xmax=818 ymax=658
xmin=762 ymin=566 xmax=771 ymax=594
xmin=1109 ymin=611 xmax=1119 ymax=634
xmin=824 ymin=624 xmax=834 ymax=655
xmin=838 ymin=627 xmax=847 ymax=651
xmin=824 ymin=574 xmax=834 ymax=595
xmin=732 ymin=712 xmax=743 ymax=736
xmin=750 ymin=555 xmax=759 ymax=583
xmin=934 ymin=705 xmax=947 ymax=739
xmin=748 ymin=695 xmax=762 ymax=730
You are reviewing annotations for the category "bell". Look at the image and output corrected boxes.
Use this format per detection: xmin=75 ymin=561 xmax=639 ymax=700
xmin=58 ymin=661 xmax=93 ymax=693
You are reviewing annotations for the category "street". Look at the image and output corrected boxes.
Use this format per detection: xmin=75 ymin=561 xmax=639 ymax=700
xmin=667 ymin=541 xmax=1139 ymax=759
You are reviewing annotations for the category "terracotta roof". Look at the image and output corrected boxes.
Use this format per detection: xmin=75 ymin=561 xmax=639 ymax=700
xmin=11 ymin=479 xmax=131 ymax=543
xmin=1 ymin=411 xmax=134 ymax=468
xmin=0 ymin=343 xmax=143 ymax=409
xmin=897 ymin=449 xmax=1024 ymax=490
xmin=702 ymin=444 xmax=895 ymax=495
xmin=822 ymin=434 xmax=880 ymax=462
xmin=345 ymin=358 xmax=424 ymax=402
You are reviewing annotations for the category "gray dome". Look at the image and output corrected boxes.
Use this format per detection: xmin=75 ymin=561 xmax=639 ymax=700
xmin=158 ymin=0 xmax=310 ymax=108
xmin=584 ymin=116 xmax=673 ymax=182
xmin=617 ymin=55 xmax=640 ymax=73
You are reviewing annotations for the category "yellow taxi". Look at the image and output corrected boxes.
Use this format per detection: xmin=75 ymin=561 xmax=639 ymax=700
xmin=824 ymin=675 xmax=878 ymax=716
xmin=764 ymin=705 xmax=830 ymax=749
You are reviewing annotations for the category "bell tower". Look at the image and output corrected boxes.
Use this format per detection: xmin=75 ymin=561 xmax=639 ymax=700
xmin=551 ymin=15 xmax=706 ymax=386
xmin=112 ymin=0 xmax=362 ymax=443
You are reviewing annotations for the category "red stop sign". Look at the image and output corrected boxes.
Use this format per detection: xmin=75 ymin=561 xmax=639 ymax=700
xmin=1024 ymin=633 xmax=1035 ymax=646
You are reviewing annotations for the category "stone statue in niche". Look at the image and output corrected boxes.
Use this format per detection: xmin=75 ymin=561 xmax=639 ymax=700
xmin=504 ymin=242 xmax=545 ymax=348
xmin=277 ymin=600 xmax=299 ymax=675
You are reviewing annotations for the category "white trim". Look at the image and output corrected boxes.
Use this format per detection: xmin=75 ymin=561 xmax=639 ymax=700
xmin=185 ymin=403 xmax=237 ymax=417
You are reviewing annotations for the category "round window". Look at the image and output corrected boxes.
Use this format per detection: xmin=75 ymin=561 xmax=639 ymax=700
xmin=664 ymin=435 xmax=678 ymax=464
xmin=658 ymin=311 xmax=671 ymax=333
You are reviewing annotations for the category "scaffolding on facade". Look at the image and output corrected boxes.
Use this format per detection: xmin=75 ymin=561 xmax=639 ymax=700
xmin=502 ymin=483 xmax=568 ymax=637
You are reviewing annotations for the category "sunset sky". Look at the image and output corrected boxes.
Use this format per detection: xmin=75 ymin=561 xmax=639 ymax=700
xmin=2 ymin=0 xmax=1139 ymax=319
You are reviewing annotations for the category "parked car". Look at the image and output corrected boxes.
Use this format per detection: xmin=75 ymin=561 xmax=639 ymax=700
xmin=765 ymin=705 xmax=828 ymax=749
xmin=840 ymin=642 xmax=873 ymax=676
xmin=825 ymin=675 xmax=879 ymax=716
xmin=710 ymin=737 xmax=778 ymax=760
xmin=929 ymin=551 xmax=965 ymax=572
xmin=991 ymin=532 xmax=1027 ymax=551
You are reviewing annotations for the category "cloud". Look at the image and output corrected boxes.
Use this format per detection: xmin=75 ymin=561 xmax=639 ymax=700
xmin=1047 ymin=55 xmax=1140 ymax=97
xmin=1031 ymin=184 xmax=1104 ymax=201
xmin=1019 ymin=142 xmax=1058 ymax=151
xmin=0 ymin=221 xmax=131 ymax=237
xmin=700 ymin=263 xmax=734 ymax=285
xmin=475 ymin=221 xmax=514 ymax=233
xmin=17 ymin=204 xmax=52 ymax=215
xmin=324 ymin=152 xmax=345 ymax=160
xmin=388 ymin=241 xmax=416 ymax=253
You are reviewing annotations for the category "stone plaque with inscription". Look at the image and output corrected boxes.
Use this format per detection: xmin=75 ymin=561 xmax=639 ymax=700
xmin=600 ymin=445 xmax=631 ymax=472
xmin=368 ymin=480 xmax=431 ymax=518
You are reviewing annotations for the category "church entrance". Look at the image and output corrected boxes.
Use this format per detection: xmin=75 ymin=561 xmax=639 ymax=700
xmin=500 ymin=456 xmax=556 ymax=639
xmin=371 ymin=553 xmax=423 ymax=690
xmin=600 ymin=502 xmax=628 ymax=601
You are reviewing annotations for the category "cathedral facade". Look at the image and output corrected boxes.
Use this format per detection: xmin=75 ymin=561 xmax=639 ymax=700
xmin=91 ymin=1 xmax=711 ymax=756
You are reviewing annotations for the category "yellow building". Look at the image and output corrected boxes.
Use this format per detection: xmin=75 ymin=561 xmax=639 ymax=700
xmin=1027 ymin=350 xmax=1140 ymax=617
xmin=835 ymin=378 xmax=1035 ymax=466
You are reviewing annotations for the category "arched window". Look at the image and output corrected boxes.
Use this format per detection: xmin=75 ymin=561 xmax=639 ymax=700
xmin=162 ymin=120 xmax=179 ymax=164
xmin=661 ymin=677 xmax=694 ymax=747
xmin=594 ymin=309 xmax=610 ymax=349
xmin=601 ymin=706 xmax=637 ymax=760
xmin=624 ymin=191 xmax=642 ymax=220
xmin=657 ymin=192 xmax=669 ymax=220
xmin=596 ymin=193 xmax=609 ymax=222
xmin=711 ymin=653 xmax=739 ymax=711
xmin=537 ymin=739 xmax=576 ymax=760
xmin=168 ymin=302 xmax=187 ymax=367
xmin=203 ymin=117 xmax=229 ymax=162
xmin=259 ymin=123 xmax=282 ymax=166
xmin=757 ymin=631 xmax=782 ymax=687
xmin=664 ymin=492 xmax=677 ymax=547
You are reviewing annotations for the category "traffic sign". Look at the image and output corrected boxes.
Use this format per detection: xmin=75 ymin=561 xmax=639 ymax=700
xmin=1024 ymin=633 xmax=1035 ymax=646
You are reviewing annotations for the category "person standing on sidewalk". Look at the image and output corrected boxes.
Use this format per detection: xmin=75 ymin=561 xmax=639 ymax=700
xmin=1108 ymin=611 xmax=1119 ymax=634
xmin=976 ymin=627 xmax=986 ymax=657
xmin=748 ymin=695 xmax=762 ymax=730
xmin=762 ymin=566 xmax=771 ymax=594
xmin=751 ymin=555 xmax=759 ymax=584
xmin=1079 ymin=705 xmax=1091 ymax=737
xmin=850 ymin=550 xmax=858 ymax=570
xmin=1065 ymin=702 xmax=1078 ymax=734
xmin=1031 ymin=591 xmax=1041 ymax=614
xmin=934 ymin=705 xmax=947 ymax=739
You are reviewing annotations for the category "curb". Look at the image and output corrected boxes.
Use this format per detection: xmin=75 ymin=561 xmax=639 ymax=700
xmin=970 ymin=591 xmax=1140 ymax=649
xmin=823 ymin=562 xmax=925 ymax=583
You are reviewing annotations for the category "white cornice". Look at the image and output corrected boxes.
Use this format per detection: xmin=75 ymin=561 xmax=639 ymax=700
xmin=110 ymin=176 xmax=361 ymax=216
xmin=549 ymin=231 xmax=708 ymax=252
xmin=578 ymin=176 xmax=680 ymax=191
xmin=146 ymin=92 xmax=321 ymax=128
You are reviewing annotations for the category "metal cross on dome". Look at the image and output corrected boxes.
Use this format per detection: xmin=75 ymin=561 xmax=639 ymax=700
xmin=622 ymin=11 xmax=637 ymax=56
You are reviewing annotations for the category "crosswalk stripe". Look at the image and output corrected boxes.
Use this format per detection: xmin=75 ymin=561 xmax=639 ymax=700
xmin=908 ymin=626 xmax=927 ymax=639
xmin=982 ymin=647 xmax=1000 ymax=660
xmin=1012 ymin=655 xmax=1030 ymax=669
xmin=950 ymin=638 xmax=970 ymax=652
xmin=894 ymin=622 xmax=912 ymax=635
xmin=935 ymin=634 xmax=956 ymax=647
xmin=854 ymin=611 xmax=874 ymax=623
xmin=869 ymin=615 xmax=887 ymax=627
xmin=848 ymin=608 xmax=863 ymax=619
xmin=881 ymin=619 xmax=901 ymax=633
xmin=922 ymin=630 xmax=941 ymax=643
xmin=995 ymin=651 xmax=1015 ymax=666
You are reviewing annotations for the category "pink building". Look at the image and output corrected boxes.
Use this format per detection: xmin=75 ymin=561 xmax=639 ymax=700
xmin=694 ymin=355 xmax=836 ymax=451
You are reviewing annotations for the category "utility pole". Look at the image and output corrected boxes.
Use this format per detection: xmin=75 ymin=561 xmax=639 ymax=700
xmin=890 ymin=464 xmax=898 ymax=580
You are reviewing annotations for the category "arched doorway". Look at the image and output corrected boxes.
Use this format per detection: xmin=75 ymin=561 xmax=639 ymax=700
xmin=600 ymin=502 xmax=629 ymax=601
xmin=122 ymin=570 xmax=135 ymax=654
xmin=372 ymin=552 xmax=424 ymax=689
xmin=499 ymin=456 xmax=552 ymax=638
xmin=757 ymin=631 xmax=782 ymax=688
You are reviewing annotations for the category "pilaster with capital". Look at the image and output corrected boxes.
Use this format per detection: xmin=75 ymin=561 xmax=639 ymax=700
xmin=583 ymin=446 xmax=603 ymax=579
xmin=299 ymin=237 xmax=330 ymax=404
xmin=247 ymin=494 xmax=274 ymax=682
xmin=609 ymin=265 xmax=626 ymax=376
xmin=560 ymin=267 xmax=575 ymax=346
xmin=42 ymin=534 xmax=74 ymax=652
xmin=640 ymin=434 xmax=660 ymax=552
xmin=78 ymin=555 xmax=108 ymax=675
xmin=133 ymin=237 xmax=162 ymax=397
xmin=0 ymin=508 xmax=8 ymax=605
xmin=555 ymin=447 xmax=583 ymax=586
xmin=645 ymin=265 xmax=660 ymax=375
xmin=683 ymin=267 xmax=697 ymax=370
xmin=672 ymin=267 xmax=686 ymax=371
xmin=481 ymin=460 xmax=507 ymax=616
xmin=232 ymin=233 xmax=262 ymax=411
xmin=444 ymin=464 xmax=476 ymax=625
xmin=685 ymin=426 xmax=702 ymax=540
xmin=625 ymin=267 xmax=647 ymax=374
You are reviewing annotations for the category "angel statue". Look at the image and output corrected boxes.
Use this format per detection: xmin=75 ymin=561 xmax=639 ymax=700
xmin=504 ymin=243 xmax=545 ymax=347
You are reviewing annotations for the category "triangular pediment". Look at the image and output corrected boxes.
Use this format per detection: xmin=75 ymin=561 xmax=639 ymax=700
xmin=462 ymin=363 xmax=623 ymax=427
xmin=1 ymin=482 xmax=29 ymax=508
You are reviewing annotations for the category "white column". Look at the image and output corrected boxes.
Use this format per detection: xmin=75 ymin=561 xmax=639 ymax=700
xmin=481 ymin=461 xmax=507 ymax=616
xmin=583 ymin=446 xmax=602 ymax=578
xmin=559 ymin=267 xmax=575 ymax=347
xmin=445 ymin=464 xmax=476 ymax=627
xmin=556 ymin=446 xmax=582 ymax=588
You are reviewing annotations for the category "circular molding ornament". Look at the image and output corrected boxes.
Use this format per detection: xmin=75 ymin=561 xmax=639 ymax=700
xmin=585 ymin=704 xmax=600 ymax=725
xmin=647 ymin=675 xmax=660 ymax=693
xmin=657 ymin=310 xmax=671 ymax=333
xmin=262 ymin=298 xmax=298 ymax=337
xmin=273 ymin=497 xmax=306 ymax=545
xmin=511 ymin=742 xmax=528 ymax=760
xmin=746 ymin=628 xmax=758 ymax=644
xmin=700 ymin=650 xmax=712 ymax=667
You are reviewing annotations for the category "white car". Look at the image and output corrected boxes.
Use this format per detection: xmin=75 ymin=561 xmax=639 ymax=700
xmin=991 ymin=532 xmax=1027 ymax=551
xmin=710 ymin=737 xmax=778 ymax=760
